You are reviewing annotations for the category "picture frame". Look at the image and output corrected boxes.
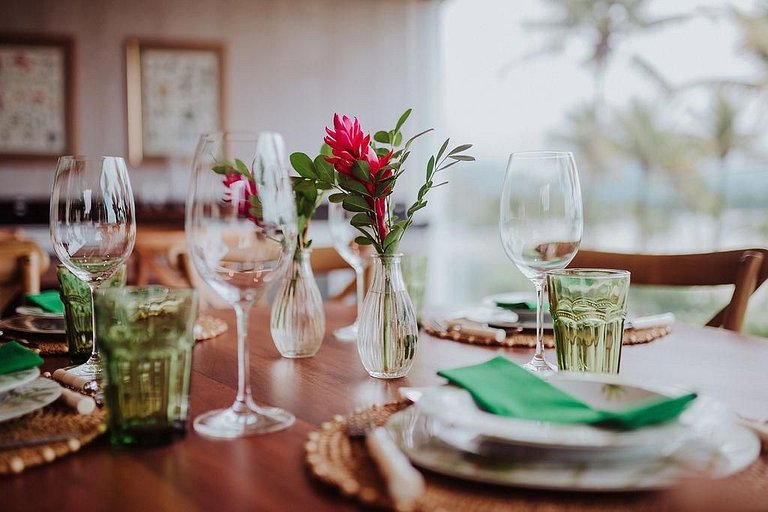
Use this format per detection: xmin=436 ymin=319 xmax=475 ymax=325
xmin=125 ymin=38 xmax=225 ymax=165
xmin=0 ymin=34 xmax=75 ymax=159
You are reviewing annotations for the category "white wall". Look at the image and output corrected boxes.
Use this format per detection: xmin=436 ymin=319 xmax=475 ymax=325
xmin=0 ymin=0 xmax=441 ymax=202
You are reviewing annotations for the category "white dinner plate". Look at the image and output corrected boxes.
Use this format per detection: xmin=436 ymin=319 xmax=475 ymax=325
xmin=416 ymin=373 xmax=708 ymax=453
xmin=0 ymin=367 xmax=40 ymax=396
xmin=15 ymin=306 xmax=65 ymax=319
xmin=386 ymin=406 xmax=760 ymax=492
xmin=0 ymin=315 xmax=66 ymax=335
xmin=0 ymin=377 xmax=62 ymax=423
xmin=480 ymin=292 xmax=552 ymax=329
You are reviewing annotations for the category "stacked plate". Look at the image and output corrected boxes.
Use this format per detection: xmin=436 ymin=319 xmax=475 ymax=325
xmin=387 ymin=374 xmax=760 ymax=491
xmin=0 ymin=368 xmax=62 ymax=424
xmin=0 ymin=306 xmax=66 ymax=336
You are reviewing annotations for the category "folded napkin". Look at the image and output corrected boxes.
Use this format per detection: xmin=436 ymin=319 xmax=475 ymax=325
xmin=26 ymin=290 xmax=64 ymax=314
xmin=495 ymin=299 xmax=537 ymax=311
xmin=437 ymin=357 xmax=696 ymax=430
xmin=0 ymin=341 xmax=44 ymax=375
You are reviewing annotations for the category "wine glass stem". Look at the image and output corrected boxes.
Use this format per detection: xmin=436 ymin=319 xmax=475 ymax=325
xmin=86 ymin=281 xmax=100 ymax=364
xmin=354 ymin=266 xmax=365 ymax=321
xmin=233 ymin=301 xmax=254 ymax=412
xmin=533 ymin=278 xmax=546 ymax=361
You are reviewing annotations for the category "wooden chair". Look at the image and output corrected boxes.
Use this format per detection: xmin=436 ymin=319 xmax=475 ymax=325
xmin=569 ymin=248 xmax=768 ymax=332
xmin=0 ymin=238 xmax=51 ymax=314
xmin=131 ymin=227 xmax=189 ymax=287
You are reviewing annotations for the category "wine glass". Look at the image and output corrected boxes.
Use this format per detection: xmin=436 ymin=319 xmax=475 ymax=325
xmin=186 ymin=131 xmax=297 ymax=438
xmin=499 ymin=151 xmax=583 ymax=373
xmin=328 ymin=200 xmax=370 ymax=342
xmin=50 ymin=156 xmax=136 ymax=379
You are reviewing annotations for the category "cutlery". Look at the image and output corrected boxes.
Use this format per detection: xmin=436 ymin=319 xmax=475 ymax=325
xmin=347 ymin=409 xmax=425 ymax=511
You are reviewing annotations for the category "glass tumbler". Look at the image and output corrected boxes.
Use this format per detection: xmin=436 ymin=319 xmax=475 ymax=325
xmin=94 ymin=286 xmax=198 ymax=447
xmin=547 ymin=269 xmax=630 ymax=374
xmin=58 ymin=264 xmax=127 ymax=364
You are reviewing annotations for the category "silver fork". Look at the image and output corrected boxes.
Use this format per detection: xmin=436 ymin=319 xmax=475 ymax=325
xmin=347 ymin=408 xmax=425 ymax=512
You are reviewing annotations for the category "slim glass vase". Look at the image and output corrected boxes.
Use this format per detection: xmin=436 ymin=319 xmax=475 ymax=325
xmin=270 ymin=247 xmax=325 ymax=358
xmin=357 ymin=254 xmax=419 ymax=379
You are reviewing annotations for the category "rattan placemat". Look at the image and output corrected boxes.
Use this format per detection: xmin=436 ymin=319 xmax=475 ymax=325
xmin=423 ymin=323 xmax=671 ymax=349
xmin=305 ymin=402 xmax=768 ymax=512
xmin=0 ymin=402 xmax=106 ymax=476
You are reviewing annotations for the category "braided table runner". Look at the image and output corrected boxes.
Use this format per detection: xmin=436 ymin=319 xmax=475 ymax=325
xmin=423 ymin=323 xmax=671 ymax=348
xmin=305 ymin=402 xmax=768 ymax=512
xmin=0 ymin=402 xmax=106 ymax=476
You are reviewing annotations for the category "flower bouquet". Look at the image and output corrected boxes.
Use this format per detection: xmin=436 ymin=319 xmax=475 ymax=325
xmin=291 ymin=109 xmax=473 ymax=378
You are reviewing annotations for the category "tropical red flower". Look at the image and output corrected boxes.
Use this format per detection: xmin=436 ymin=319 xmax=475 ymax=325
xmin=222 ymin=173 xmax=259 ymax=222
xmin=324 ymin=114 xmax=392 ymax=240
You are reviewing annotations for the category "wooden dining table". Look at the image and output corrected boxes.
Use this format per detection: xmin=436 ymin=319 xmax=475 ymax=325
xmin=1 ymin=303 xmax=767 ymax=511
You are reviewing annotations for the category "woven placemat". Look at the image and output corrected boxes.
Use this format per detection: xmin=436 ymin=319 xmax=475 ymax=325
xmin=423 ymin=323 xmax=671 ymax=348
xmin=8 ymin=315 xmax=229 ymax=357
xmin=0 ymin=402 xmax=106 ymax=476
xmin=305 ymin=403 xmax=768 ymax=512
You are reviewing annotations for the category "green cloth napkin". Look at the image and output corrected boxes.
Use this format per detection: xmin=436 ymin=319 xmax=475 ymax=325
xmin=437 ymin=357 xmax=697 ymax=430
xmin=494 ymin=300 xmax=540 ymax=311
xmin=26 ymin=290 xmax=64 ymax=314
xmin=0 ymin=341 xmax=44 ymax=375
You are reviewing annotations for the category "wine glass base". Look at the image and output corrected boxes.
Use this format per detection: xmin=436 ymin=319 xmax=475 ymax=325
xmin=65 ymin=359 xmax=103 ymax=381
xmin=522 ymin=357 xmax=557 ymax=374
xmin=333 ymin=323 xmax=358 ymax=343
xmin=193 ymin=405 xmax=295 ymax=439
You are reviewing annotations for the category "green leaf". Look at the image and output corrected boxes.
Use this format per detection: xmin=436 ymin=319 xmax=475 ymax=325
xmin=392 ymin=132 xmax=403 ymax=146
xmin=235 ymin=159 xmax=251 ymax=178
xmin=383 ymin=225 xmax=403 ymax=253
xmin=290 ymin=153 xmax=316 ymax=179
xmin=328 ymin=193 xmax=347 ymax=203
xmin=338 ymin=174 xmax=371 ymax=196
xmin=352 ymin=160 xmax=371 ymax=182
xmin=448 ymin=143 xmax=473 ymax=156
xmin=350 ymin=212 xmax=373 ymax=227
xmin=395 ymin=108 xmax=412 ymax=133
xmin=212 ymin=164 xmax=229 ymax=175
xmin=354 ymin=236 xmax=374 ymax=246
xmin=407 ymin=201 xmax=426 ymax=217
xmin=375 ymin=147 xmax=390 ymax=158
xmin=320 ymin=143 xmax=333 ymax=157
xmin=448 ymin=155 xmax=475 ymax=161
xmin=425 ymin=155 xmax=435 ymax=181
xmin=342 ymin=195 xmax=372 ymax=212
xmin=436 ymin=138 xmax=450 ymax=161
xmin=374 ymin=131 xmax=391 ymax=144
xmin=313 ymin=155 xmax=334 ymax=183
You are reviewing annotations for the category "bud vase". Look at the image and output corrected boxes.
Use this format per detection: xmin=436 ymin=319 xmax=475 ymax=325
xmin=270 ymin=247 xmax=325 ymax=358
xmin=357 ymin=253 xmax=419 ymax=378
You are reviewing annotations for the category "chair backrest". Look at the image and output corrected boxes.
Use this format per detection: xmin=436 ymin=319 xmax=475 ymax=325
xmin=0 ymin=238 xmax=51 ymax=313
xmin=569 ymin=248 xmax=768 ymax=332
xmin=132 ymin=227 xmax=188 ymax=287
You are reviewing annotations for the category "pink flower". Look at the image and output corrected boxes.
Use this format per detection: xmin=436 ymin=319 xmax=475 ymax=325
xmin=222 ymin=173 xmax=260 ymax=223
xmin=324 ymin=114 xmax=392 ymax=241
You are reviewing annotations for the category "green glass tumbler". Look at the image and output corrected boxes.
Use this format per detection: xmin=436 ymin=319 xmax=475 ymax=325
xmin=547 ymin=269 xmax=630 ymax=374
xmin=94 ymin=286 xmax=198 ymax=447
xmin=57 ymin=264 xmax=127 ymax=364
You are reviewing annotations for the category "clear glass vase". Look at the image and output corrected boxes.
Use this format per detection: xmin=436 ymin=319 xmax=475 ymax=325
xmin=357 ymin=253 xmax=419 ymax=379
xmin=270 ymin=247 xmax=325 ymax=358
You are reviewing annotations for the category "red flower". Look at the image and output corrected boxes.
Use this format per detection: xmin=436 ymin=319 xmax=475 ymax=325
xmin=324 ymin=114 xmax=392 ymax=241
xmin=222 ymin=173 xmax=260 ymax=223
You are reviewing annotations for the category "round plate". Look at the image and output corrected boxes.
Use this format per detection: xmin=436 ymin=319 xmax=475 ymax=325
xmin=416 ymin=374 xmax=708 ymax=452
xmin=0 ymin=367 xmax=40 ymax=395
xmin=386 ymin=406 xmax=760 ymax=492
xmin=480 ymin=292 xmax=552 ymax=329
xmin=0 ymin=315 xmax=65 ymax=335
xmin=15 ymin=306 xmax=65 ymax=319
xmin=0 ymin=378 xmax=62 ymax=423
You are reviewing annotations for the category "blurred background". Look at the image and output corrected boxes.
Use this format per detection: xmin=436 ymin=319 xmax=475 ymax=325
xmin=1 ymin=0 xmax=766 ymax=333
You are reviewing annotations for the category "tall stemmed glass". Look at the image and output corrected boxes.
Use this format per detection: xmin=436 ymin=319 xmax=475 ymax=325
xmin=499 ymin=151 xmax=583 ymax=373
xmin=50 ymin=156 xmax=136 ymax=379
xmin=187 ymin=131 xmax=297 ymax=438
xmin=328 ymin=201 xmax=370 ymax=342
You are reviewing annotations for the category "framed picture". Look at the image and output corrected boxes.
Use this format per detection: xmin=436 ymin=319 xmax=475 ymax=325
xmin=126 ymin=38 xmax=225 ymax=165
xmin=0 ymin=34 xmax=75 ymax=159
